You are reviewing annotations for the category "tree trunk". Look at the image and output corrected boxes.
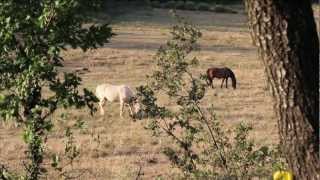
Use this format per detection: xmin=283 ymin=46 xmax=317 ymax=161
xmin=244 ymin=0 xmax=319 ymax=179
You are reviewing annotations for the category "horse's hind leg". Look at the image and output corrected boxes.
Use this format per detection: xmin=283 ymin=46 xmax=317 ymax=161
xmin=210 ymin=78 xmax=214 ymax=89
xmin=99 ymin=99 xmax=106 ymax=115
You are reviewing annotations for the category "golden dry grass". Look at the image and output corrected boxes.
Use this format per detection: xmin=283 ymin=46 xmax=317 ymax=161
xmin=1 ymin=5 xmax=319 ymax=180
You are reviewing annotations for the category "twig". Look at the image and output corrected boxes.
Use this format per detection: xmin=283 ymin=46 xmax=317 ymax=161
xmin=160 ymin=117 xmax=197 ymax=169
xmin=135 ymin=165 xmax=143 ymax=180
xmin=193 ymin=102 xmax=229 ymax=173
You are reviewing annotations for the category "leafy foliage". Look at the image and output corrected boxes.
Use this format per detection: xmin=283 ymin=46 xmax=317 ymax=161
xmin=184 ymin=1 xmax=197 ymax=10
xmin=162 ymin=1 xmax=177 ymax=8
xmin=0 ymin=0 xmax=113 ymax=179
xmin=1 ymin=164 xmax=24 ymax=180
xmin=136 ymin=13 xmax=284 ymax=178
xmin=196 ymin=2 xmax=211 ymax=11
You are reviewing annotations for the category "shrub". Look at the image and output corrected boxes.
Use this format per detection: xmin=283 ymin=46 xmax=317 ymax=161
xmin=143 ymin=0 xmax=152 ymax=6
xmin=0 ymin=164 xmax=23 ymax=179
xmin=151 ymin=0 xmax=161 ymax=8
xmin=196 ymin=2 xmax=211 ymax=11
xmin=216 ymin=0 xmax=242 ymax=4
xmin=184 ymin=1 xmax=196 ymax=10
xmin=0 ymin=0 xmax=112 ymax=179
xmin=136 ymin=13 xmax=286 ymax=179
xmin=213 ymin=5 xmax=238 ymax=14
xmin=162 ymin=1 xmax=177 ymax=9
xmin=175 ymin=1 xmax=186 ymax=10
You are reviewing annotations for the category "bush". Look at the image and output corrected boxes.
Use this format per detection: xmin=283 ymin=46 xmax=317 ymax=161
xmin=196 ymin=2 xmax=211 ymax=11
xmin=0 ymin=0 xmax=112 ymax=179
xmin=136 ymin=14 xmax=286 ymax=179
xmin=175 ymin=1 xmax=186 ymax=9
xmin=151 ymin=0 xmax=161 ymax=8
xmin=215 ymin=0 xmax=242 ymax=5
xmin=184 ymin=1 xmax=196 ymax=10
xmin=143 ymin=0 xmax=152 ymax=6
xmin=162 ymin=0 xmax=176 ymax=9
xmin=213 ymin=5 xmax=238 ymax=14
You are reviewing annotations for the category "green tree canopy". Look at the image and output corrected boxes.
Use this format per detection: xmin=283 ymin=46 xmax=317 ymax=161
xmin=0 ymin=0 xmax=113 ymax=179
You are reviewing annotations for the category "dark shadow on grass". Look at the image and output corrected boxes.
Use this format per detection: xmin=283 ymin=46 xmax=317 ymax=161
xmin=88 ymin=1 xmax=248 ymax=31
xmin=103 ymin=39 xmax=255 ymax=53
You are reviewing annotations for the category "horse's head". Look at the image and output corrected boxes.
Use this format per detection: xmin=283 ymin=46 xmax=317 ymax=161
xmin=131 ymin=97 xmax=141 ymax=114
xmin=227 ymin=69 xmax=236 ymax=89
xmin=232 ymin=80 xmax=236 ymax=89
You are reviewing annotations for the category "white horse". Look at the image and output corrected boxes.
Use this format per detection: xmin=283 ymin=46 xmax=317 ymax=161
xmin=95 ymin=83 xmax=141 ymax=118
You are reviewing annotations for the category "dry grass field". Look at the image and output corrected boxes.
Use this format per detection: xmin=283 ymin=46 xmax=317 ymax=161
xmin=1 ymin=3 xmax=319 ymax=180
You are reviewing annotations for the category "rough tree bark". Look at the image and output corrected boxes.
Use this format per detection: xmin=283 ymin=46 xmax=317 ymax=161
xmin=244 ymin=0 xmax=319 ymax=179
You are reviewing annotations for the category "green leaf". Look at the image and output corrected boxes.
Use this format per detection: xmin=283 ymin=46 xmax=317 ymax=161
xmin=23 ymin=129 xmax=33 ymax=143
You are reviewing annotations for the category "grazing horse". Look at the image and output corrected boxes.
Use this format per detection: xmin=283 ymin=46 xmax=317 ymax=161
xmin=95 ymin=83 xmax=141 ymax=118
xmin=206 ymin=67 xmax=237 ymax=89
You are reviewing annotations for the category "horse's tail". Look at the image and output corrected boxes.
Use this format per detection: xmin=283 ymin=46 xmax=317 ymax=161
xmin=228 ymin=69 xmax=237 ymax=89
xmin=206 ymin=68 xmax=212 ymax=85
xmin=206 ymin=68 xmax=211 ymax=77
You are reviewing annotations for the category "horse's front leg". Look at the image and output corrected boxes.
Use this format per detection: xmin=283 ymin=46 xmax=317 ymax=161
xmin=221 ymin=78 xmax=225 ymax=88
xmin=120 ymin=101 xmax=124 ymax=118
xmin=128 ymin=103 xmax=134 ymax=117
xmin=226 ymin=77 xmax=228 ymax=88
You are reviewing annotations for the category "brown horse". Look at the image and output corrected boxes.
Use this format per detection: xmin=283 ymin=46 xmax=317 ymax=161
xmin=206 ymin=67 xmax=237 ymax=89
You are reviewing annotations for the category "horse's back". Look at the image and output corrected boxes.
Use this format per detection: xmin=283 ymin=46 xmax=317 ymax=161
xmin=207 ymin=67 xmax=226 ymax=78
xmin=96 ymin=83 xmax=120 ymax=102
